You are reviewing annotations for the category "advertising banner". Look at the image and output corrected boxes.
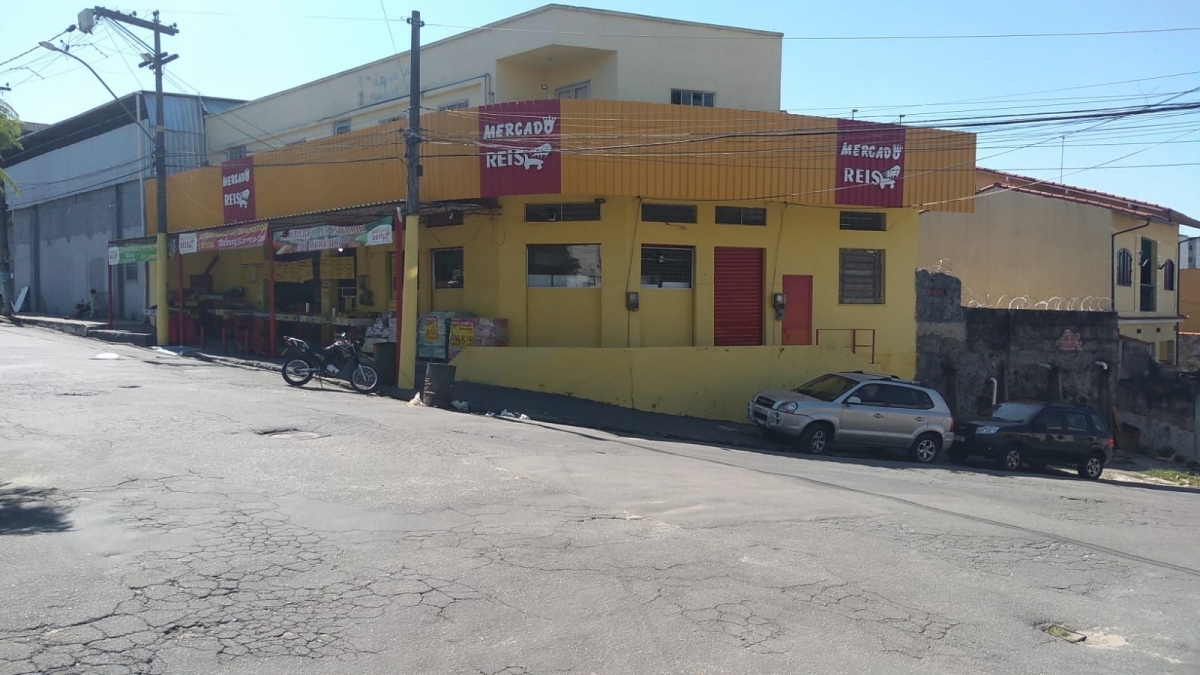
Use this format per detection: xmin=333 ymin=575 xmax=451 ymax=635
xmin=222 ymin=156 xmax=256 ymax=224
xmin=108 ymin=242 xmax=158 ymax=266
xmin=179 ymin=222 xmax=268 ymax=255
xmin=272 ymin=218 xmax=392 ymax=254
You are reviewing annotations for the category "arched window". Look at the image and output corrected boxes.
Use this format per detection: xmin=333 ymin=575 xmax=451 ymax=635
xmin=1163 ymin=259 xmax=1176 ymax=291
xmin=1116 ymin=248 xmax=1133 ymax=287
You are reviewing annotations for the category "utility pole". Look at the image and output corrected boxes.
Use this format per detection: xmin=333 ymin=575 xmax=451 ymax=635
xmin=398 ymin=10 xmax=422 ymax=388
xmin=80 ymin=7 xmax=178 ymax=344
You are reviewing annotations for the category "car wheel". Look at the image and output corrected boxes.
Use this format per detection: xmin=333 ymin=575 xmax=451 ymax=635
xmin=997 ymin=444 xmax=1023 ymax=471
xmin=798 ymin=423 xmax=832 ymax=455
xmin=1077 ymin=451 xmax=1105 ymax=480
xmin=908 ymin=432 xmax=942 ymax=464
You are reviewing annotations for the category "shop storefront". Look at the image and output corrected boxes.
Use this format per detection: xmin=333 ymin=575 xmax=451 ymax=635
xmin=145 ymin=100 xmax=976 ymax=421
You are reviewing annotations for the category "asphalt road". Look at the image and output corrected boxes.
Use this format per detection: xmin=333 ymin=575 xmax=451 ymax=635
xmin=2 ymin=324 xmax=1198 ymax=675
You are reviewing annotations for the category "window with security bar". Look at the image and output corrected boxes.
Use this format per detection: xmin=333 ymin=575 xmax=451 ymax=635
xmin=525 ymin=202 xmax=602 ymax=222
xmin=432 ymin=248 xmax=464 ymax=289
xmin=839 ymin=211 xmax=886 ymax=231
xmin=715 ymin=206 xmax=767 ymax=226
xmin=641 ymin=246 xmax=694 ymax=289
xmin=641 ymin=203 xmax=698 ymax=224
xmin=527 ymin=244 xmax=602 ymax=288
xmin=839 ymin=249 xmax=885 ymax=304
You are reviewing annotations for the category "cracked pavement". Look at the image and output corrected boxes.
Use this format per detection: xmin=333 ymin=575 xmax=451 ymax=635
xmin=2 ymin=325 xmax=1199 ymax=673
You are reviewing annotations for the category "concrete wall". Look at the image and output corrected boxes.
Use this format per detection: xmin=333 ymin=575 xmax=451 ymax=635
xmin=919 ymin=189 xmax=1112 ymax=308
xmin=10 ymin=181 xmax=145 ymax=318
xmin=204 ymin=6 xmax=782 ymax=159
xmin=916 ymin=271 xmax=1119 ymax=416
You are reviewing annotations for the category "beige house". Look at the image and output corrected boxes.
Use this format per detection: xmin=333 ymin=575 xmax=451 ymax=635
xmin=205 ymin=4 xmax=782 ymax=163
xmin=920 ymin=168 xmax=1199 ymax=363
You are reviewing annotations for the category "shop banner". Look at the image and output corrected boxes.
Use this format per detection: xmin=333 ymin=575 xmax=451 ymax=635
xmin=272 ymin=218 xmax=393 ymax=254
xmin=180 ymin=222 xmax=268 ymax=255
xmin=479 ymin=99 xmax=562 ymax=198
xmin=835 ymin=119 xmax=906 ymax=208
xmin=222 ymin=156 xmax=256 ymax=224
xmin=108 ymin=242 xmax=158 ymax=266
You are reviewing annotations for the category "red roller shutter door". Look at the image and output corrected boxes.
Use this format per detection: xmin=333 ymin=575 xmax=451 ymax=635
xmin=714 ymin=247 xmax=764 ymax=346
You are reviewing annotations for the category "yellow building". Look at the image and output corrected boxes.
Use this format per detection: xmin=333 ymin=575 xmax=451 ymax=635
xmin=143 ymin=100 xmax=975 ymax=422
xmin=920 ymin=168 xmax=1198 ymax=363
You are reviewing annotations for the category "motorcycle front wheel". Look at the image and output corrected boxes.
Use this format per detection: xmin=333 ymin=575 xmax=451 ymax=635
xmin=350 ymin=363 xmax=379 ymax=393
xmin=282 ymin=358 xmax=314 ymax=386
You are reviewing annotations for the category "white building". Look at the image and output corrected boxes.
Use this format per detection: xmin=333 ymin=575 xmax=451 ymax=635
xmin=1181 ymin=233 xmax=1199 ymax=269
xmin=205 ymin=4 xmax=783 ymax=162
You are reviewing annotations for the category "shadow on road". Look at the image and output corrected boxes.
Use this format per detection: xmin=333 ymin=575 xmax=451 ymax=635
xmin=0 ymin=483 xmax=72 ymax=536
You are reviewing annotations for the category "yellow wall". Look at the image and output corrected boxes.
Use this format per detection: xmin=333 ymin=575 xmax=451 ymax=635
xmin=1180 ymin=268 xmax=1200 ymax=333
xmin=413 ymin=194 xmax=920 ymax=382
xmin=1111 ymin=213 xmax=1178 ymax=319
xmin=451 ymin=344 xmax=873 ymax=422
xmin=919 ymin=188 xmax=1112 ymax=307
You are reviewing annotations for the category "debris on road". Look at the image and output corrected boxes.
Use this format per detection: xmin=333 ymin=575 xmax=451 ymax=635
xmin=92 ymin=352 xmax=121 ymax=360
xmin=1043 ymin=624 xmax=1087 ymax=644
xmin=451 ymin=400 xmax=469 ymax=412
xmin=409 ymin=393 xmax=425 ymax=407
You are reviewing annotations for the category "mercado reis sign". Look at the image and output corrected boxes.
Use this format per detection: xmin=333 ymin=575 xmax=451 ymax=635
xmin=835 ymin=120 xmax=906 ymax=208
xmin=478 ymin=100 xmax=562 ymax=198
xmin=178 ymin=222 xmax=268 ymax=254
xmin=221 ymin=156 xmax=256 ymax=224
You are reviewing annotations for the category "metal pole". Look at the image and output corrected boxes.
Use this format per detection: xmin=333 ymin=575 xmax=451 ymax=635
xmin=176 ymin=240 xmax=185 ymax=344
xmin=268 ymin=238 xmax=277 ymax=358
xmin=153 ymin=12 xmax=170 ymax=346
xmin=107 ymin=263 xmax=114 ymax=328
xmin=398 ymin=10 xmax=423 ymax=388
xmin=0 ymin=186 xmax=12 ymax=316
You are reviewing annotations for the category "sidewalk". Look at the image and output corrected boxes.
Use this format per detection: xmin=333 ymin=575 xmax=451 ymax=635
xmin=182 ymin=345 xmax=776 ymax=453
xmin=8 ymin=314 xmax=154 ymax=346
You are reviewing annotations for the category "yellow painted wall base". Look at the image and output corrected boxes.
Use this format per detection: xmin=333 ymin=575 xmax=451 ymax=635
xmin=451 ymin=344 xmax=885 ymax=422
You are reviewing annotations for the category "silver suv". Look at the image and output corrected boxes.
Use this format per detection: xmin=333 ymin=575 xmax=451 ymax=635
xmin=747 ymin=371 xmax=955 ymax=463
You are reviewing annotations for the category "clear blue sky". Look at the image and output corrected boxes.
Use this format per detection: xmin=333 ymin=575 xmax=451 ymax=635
xmin=3 ymin=0 xmax=1199 ymax=225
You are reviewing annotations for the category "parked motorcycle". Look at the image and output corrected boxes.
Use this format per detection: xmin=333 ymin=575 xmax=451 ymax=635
xmin=280 ymin=333 xmax=379 ymax=394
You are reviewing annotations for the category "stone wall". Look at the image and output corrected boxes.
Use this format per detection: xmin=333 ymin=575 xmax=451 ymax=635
xmin=1179 ymin=332 xmax=1200 ymax=372
xmin=916 ymin=271 xmax=1119 ymax=416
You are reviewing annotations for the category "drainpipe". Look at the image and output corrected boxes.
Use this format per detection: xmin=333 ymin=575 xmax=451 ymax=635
xmin=987 ymin=377 xmax=998 ymax=406
xmin=1111 ymin=219 xmax=1151 ymax=312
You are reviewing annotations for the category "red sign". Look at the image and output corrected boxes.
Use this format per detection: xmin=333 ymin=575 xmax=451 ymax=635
xmin=221 ymin=156 xmax=256 ymax=224
xmin=835 ymin=120 xmax=906 ymax=208
xmin=478 ymin=100 xmax=562 ymax=198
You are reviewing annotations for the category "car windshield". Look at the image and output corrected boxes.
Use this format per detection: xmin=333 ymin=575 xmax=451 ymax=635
xmin=985 ymin=403 xmax=1042 ymax=423
xmin=793 ymin=374 xmax=858 ymax=402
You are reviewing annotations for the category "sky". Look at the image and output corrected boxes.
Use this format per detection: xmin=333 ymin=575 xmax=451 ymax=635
xmin=3 ymin=0 xmax=1200 ymax=228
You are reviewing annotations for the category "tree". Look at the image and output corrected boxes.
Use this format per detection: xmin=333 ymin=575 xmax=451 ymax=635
xmin=0 ymin=98 xmax=21 ymax=193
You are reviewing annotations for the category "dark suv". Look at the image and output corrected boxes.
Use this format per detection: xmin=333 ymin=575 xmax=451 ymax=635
xmin=951 ymin=401 xmax=1113 ymax=480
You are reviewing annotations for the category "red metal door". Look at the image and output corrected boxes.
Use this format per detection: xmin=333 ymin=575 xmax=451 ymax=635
xmin=781 ymin=274 xmax=813 ymax=346
xmin=714 ymin=247 xmax=764 ymax=346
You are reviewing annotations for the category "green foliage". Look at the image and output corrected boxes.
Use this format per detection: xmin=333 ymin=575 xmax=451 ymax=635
xmin=0 ymin=98 xmax=21 ymax=193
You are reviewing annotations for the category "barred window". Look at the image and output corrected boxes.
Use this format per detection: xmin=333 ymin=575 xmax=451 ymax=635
xmin=527 ymin=245 xmax=602 ymax=288
xmin=432 ymin=248 xmax=464 ymax=289
xmin=1116 ymin=248 xmax=1133 ymax=287
xmin=839 ymin=249 xmax=885 ymax=304
xmin=715 ymin=206 xmax=767 ymax=226
xmin=839 ymin=211 xmax=886 ymax=231
xmin=438 ymin=100 xmax=469 ymax=111
xmin=641 ymin=246 xmax=694 ymax=289
xmin=1164 ymin=259 xmax=1176 ymax=291
xmin=525 ymin=202 xmax=602 ymax=222
xmin=641 ymin=203 xmax=698 ymax=223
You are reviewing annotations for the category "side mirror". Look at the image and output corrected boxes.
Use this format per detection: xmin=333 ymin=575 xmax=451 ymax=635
xmin=846 ymin=396 xmax=862 ymax=405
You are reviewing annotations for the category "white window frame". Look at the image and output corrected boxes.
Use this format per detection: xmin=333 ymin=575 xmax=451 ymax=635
xmin=333 ymin=119 xmax=351 ymax=135
xmin=556 ymin=81 xmax=591 ymax=100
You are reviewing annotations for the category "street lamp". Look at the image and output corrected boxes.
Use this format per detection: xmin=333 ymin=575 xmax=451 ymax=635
xmin=37 ymin=41 xmax=149 ymax=141
xmin=40 ymin=32 xmax=171 ymax=343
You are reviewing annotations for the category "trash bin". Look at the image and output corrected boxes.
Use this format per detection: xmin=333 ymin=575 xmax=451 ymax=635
xmin=372 ymin=342 xmax=397 ymax=387
xmin=423 ymin=362 xmax=457 ymax=409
